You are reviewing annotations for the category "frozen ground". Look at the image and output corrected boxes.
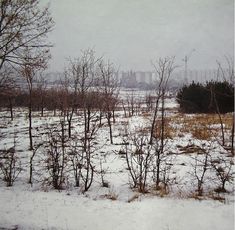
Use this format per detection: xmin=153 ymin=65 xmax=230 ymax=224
xmin=0 ymin=96 xmax=234 ymax=230
xmin=0 ymin=187 xmax=234 ymax=230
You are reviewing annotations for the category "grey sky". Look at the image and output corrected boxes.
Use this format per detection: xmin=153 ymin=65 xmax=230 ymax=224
xmin=44 ymin=0 xmax=234 ymax=72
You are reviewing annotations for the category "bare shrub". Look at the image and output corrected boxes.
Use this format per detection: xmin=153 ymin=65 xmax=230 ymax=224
xmin=67 ymin=122 xmax=99 ymax=192
xmin=101 ymin=187 xmax=118 ymax=201
xmin=210 ymin=156 xmax=234 ymax=193
xmin=43 ymin=121 xmax=68 ymax=190
xmin=68 ymin=139 xmax=83 ymax=187
xmin=98 ymin=60 xmax=119 ymax=144
xmin=189 ymin=144 xmax=211 ymax=196
xmin=98 ymin=154 xmax=109 ymax=188
xmin=122 ymin=132 xmax=153 ymax=193
xmin=152 ymin=140 xmax=173 ymax=191
xmin=127 ymin=193 xmax=140 ymax=203
xmin=0 ymin=138 xmax=22 ymax=186
xmin=28 ymin=142 xmax=43 ymax=185
xmin=149 ymin=56 xmax=176 ymax=144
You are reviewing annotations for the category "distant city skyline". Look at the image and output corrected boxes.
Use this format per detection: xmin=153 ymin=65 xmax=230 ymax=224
xmin=43 ymin=0 xmax=234 ymax=73
xmin=44 ymin=68 xmax=225 ymax=90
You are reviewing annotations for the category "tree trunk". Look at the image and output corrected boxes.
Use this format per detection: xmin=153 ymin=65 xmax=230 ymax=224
xmin=29 ymin=91 xmax=33 ymax=150
xmin=9 ymin=98 xmax=13 ymax=121
xmin=59 ymin=121 xmax=66 ymax=188
xmin=112 ymin=109 xmax=115 ymax=123
xmin=87 ymin=108 xmax=91 ymax=133
xmin=150 ymin=97 xmax=160 ymax=145
xmin=29 ymin=148 xmax=37 ymax=185
xmin=83 ymin=108 xmax=88 ymax=152
xmin=122 ymin=102 xmax=127 ymax=118
xmin=107 ymin=112 xmax=113 ymax=144
xmin=231 ymin=112 xmax=234 ymax=155
xmin=41 ymin=100 xmax=44 ymax=117
xmin=99 ymin=110 xmax=102 ymax=126
xmin=29 ymin=157 xmax=33 ymax=184
xmin=155 ymin=152 xmax=160 ymax=188
xmin=68 ymin=119 xmax=71 ymax=138
xmin=160 ymin=93 xmax=165 ymax=153
xmin=212 ymin=88 xmax=225 ymax=146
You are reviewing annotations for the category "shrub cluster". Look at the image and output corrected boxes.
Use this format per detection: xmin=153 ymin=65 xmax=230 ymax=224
xmin=176 ymin=81 xmax=234 ymax=113
xmin=0 ymin=88 xmax=115 ymax=112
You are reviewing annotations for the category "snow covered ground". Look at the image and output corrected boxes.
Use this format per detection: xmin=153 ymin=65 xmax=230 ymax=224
xmin=0 ymin=187 xmax=233 ymax=230
xmin=0 ymin=96 xmax=234 ymax=230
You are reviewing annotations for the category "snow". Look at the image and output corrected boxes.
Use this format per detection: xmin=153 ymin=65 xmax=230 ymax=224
xmin=0 ymin=187 xmax=234 ymax=230
xmin=0 ymin=95 xmax=234 ymax=230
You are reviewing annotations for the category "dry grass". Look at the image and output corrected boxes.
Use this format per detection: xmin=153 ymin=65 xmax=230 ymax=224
xmin=207 ymin=191 xmax=226 ymax=202
xmin=177 ymin=144 xmax=206 ymax=154
xmin=187 ymin=192 xmax=204 ymax=200
xmin=148 ymin=183 xmax=170 ymax=197
xmin=166 ymin=112 xmax=233 ymax=141
xmin=153 ymin=117 xmax=177 ymax=139
xmin=101 ymin=188 xmax=119 ymax=201
xmin=101 ymin=192 xmax=118 ymax=201
xmin=138 ymin=108 xmax=232 ymax=143
xmin=127 ymin=193 xmax=140 ymax=203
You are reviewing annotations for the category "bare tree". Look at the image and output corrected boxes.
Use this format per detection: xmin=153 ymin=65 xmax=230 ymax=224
xmin=121 ymin=99 xmax=127 ymax=118
xmin=126 ymin=90 xmax=136 ymax=117
xmin=211 ymin=156 xmax=234 ymax=193
xmin=149 ymin=57 xmax=176 ymax=144
xmin=20 ymin=53 xmax=47 ymax=150
xmin=152 ymin=139 xmax=172 ymax=190
xmin=35 ymin=75 xmax=48 ymax=117
xmin=63 ymin=49 xmax=103 ymax=192
xmin=0 ymin=1 xmax=54 ymax=136
xmin=81 ymin=122 xmax=98 ymax=192
xmin=28 ymin=142 xmax=42 ymax=185
xmin=190 ymin=148 xmax=211 ymax=196
xmin=0 ymin=134 xmax=22 ymax=186
xmin=215 ymin=57 xmax=234 ymax=155
xmin=145 ymin=93 xmax=154 ymax=112
xmin=0 ymin=0 xmax=54 ymax=70
xmin=68 ymin=121 xmax=100 ymax=192
xmin=122 ymin=132 xmax=153 ymax=193
xmin=98 ymin=152 xmax=109 ymax=188
xmin=69 ymin=139 xmax=83 ymax=187
xmin=0 ymin=66 xmax=17 ymax=120
xmin=98 ymin=60 xmax=119 ymax=144
xmin=57 ymin=77 xmax=73 ymax=137
xmin=148 ymin=57 xmax=176 ymax=191
xmin=44 ymin=121 xmax=68 ymax=190
xmin=44 ymin=86 xmax=59 ymax=116
xmin=216 ymin=56 xmax=234 ymax=84
xmin=64 ymin=49 xmax=99 ymax=139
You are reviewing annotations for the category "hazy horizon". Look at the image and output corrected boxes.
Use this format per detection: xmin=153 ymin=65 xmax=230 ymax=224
xmin=43 ymin=0 xmax=234 ymax=72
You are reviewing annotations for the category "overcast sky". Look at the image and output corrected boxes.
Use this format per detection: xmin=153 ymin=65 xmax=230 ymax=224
xmin=43 ymin=0 xmax=234 ymax=72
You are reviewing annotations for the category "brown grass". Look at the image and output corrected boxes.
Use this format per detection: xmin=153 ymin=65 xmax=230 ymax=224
xmin=153 ymin=117 xmax=177 ymax=139
xmin=177 ymin=144 xmax=206 ymax=154
xmin=101 ymin=192 xmax=118 ymax=201
xmin=148 ymin=183 xmax=170 ymax=197
xmin=141 ymin=108 xmax=232 ymax=142
xmin=165 ymin=112 xmax=233 ymax=141
xmin=127 ymin=194 xmax=140 ymax=203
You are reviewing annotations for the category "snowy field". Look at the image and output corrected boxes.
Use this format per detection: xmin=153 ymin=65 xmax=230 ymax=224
xmin=0 ymin=94 xmax=234 ymax=230
xmin=0 ymin=188 xmax=233 ymax=230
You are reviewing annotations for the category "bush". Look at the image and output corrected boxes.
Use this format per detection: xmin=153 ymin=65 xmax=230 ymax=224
xmin=0 ymin=147 xmax=22 ymax=186
xmin=177 ymin=81 xmax=234 ymax=113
